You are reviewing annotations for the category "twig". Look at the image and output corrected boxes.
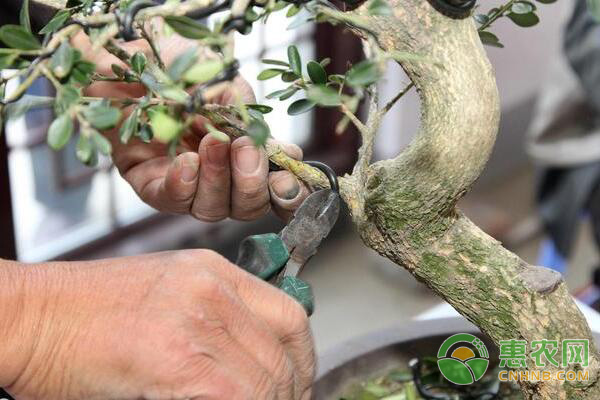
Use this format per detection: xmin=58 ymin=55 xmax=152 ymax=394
xmin=340 ymin=103 xmax=368 ymax=137
xmin=138 ymin=22 xmax=166 ymax=70
xmin=381 ymin=82 xmax=414 ymax=114
xmin=478 ymin=0 xmax=516 ymax=32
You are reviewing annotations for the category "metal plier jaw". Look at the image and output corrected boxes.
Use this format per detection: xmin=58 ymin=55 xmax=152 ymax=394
xmin=235 ymin=161 xmax=340 ymax=316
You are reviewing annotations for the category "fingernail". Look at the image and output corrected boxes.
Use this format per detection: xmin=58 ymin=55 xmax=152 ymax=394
xmin=271 ymin=173 xmax=300 ymax=200
xmin=207 ymin=143 xmax=229 ymax=166
xmin=180 ymin=154 xmax=198 ymax=183
xmin=235 ymin=145 xmax=261 ymax=174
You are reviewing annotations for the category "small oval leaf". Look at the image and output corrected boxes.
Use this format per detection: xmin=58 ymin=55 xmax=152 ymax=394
xmin=307 ymin=60 xmax=327 ymax=84
xmin=0 ymin=24 xmax=41 ymax=50
xmin=287 ymin=99 xmax=315 ymax=115
xmin=246 ymin=104 xmax=273 ymax=114
xmin=131 ymin=52 xmax=147 ymax=75
xmin=83 ymin=106 xmax=122 ymax=130
xmin=307 ymin=85 xmax=341 ymax=107
xmin=149 ymin=108 xmax=182 ymax=142
xmin=257 ymin=68 xmax=285 ymax=81
xmin=164 ymin=16 xmax=211 ymax=39
xmin=183 ymin=59 xmax=224 ymax=84
xmin=287 ymin=45 xmax=302 ymax=77
xmin=47 ymin=114 xmax=73 ymax=150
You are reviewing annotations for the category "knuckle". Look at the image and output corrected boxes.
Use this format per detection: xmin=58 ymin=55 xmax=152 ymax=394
xmin=177 ymin=248 xmax=222 ymax=265
xmin=191 ymin=208 xmax=228 ymax=222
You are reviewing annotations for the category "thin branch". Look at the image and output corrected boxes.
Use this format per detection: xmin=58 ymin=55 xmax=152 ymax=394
xmin=478 ymin=0 xmax=516 ymax=31
xmin=381 ymin=82 xmax=414 ymax=114
xmin=340 ymin=103 xmax=368 ymax=137
xmin=139 ymin=22 xmax=166 ymax=70
xmin=353 ymin=86 xmax=382 ymax=183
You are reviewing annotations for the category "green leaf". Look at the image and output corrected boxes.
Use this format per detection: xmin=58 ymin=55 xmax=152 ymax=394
xmin=245 ymin=8 xmax=260 ymax=22
xmin=261 ymin=58 xmax=289 ymax=67
xmin=140 ymin=72 xmax=189 ymax=102
xmin=76 ymin=133 xmax=94 ymax=165
xmin=138 ymin=124 xmax=153 ymax=143
xmin=478 ymin=30 xmax=504 ymax=48
xmin=287 ymin=45 xmax=302 ymax=77
xmin=183 ymin=59 xmax=224 ymax=84
xmin=51 ymin=41 xmax=75 ymax=79
xmin=92 ymin=131 xmax=112 ymax=155
xmin=328 ymin=74 xmax=345 ymax=84
xmin=83 ymin=106 xmax=122 ymax=130
xmin=4 ymin=95 xmax=54 ymax=120
xmin=40 ymin=9 xmax=71 ymax=34
xmin=307 ymin=85 xmax=341 ymax=106
xmin=131 ymin=52 xmax=147 ymax=75
xmin=474 ymin=14 xmax=489 ymax=26
xmin=0 ymin=24 xmax=41 ymax=50
xmin=306 ymin=60 xmax=327 ymax=84
xmin=281 ymin=71 xmax=299 ymax=82
xmin=164 ymin=16 xmax=211 ymax=39
xmin=168 ymin=47 xmax=198 ymax=81
xmin=507 ymin=11 xmax=539 ymax=27
xmin=286 ymin=4 xmax=301 ymax=17
xmin=287 ymin=99 xmax=315 ymax=115
xmin=119 ymin=109 xmax=140 ymax=144
xmin=511 ymin=1 xmax=535 ymax=14
xmin=47 ymin=114 xmax=73 ymax=150
xmin=111 ymin=63 xmax=125 ymax=77
xmin=20 ymin=0 xmax=31 ymax=33
xmin=55 ymin=85 xmax=81 ymax=114
xmin=368 ymin=0 xmax=392 ymax=16
xmin=204 ymin=122 xmax=230 ymax=142
xmin=257 ymin=68 xmax=285 ymax=80
xmin=246 ymin=104 xmax=273 ymax=114
xmin=247 ymin=119 xmax=270 ymax=146
xmin=0 ymin=53 xmax=20 ymax=69
xmin=70 ymin=60 xmax=95 ymax=85
xmin=267 ymin=86 xmax=298 ymax=100
xmin=149 ymin=108 xmax=182 ymax=142
xmin=346 ymin=60 xmax=379 ymax=87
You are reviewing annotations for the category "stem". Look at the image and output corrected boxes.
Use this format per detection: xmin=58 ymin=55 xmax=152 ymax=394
xmin=478 ymin=0 xmax=516 ymax=31
xmin=381 ymin=82 xmax=414 ymax=114
xmin=340 ymin=103 xmax=368 ymax=136
xmin=138 ymin=22 xmax=166 ymax=70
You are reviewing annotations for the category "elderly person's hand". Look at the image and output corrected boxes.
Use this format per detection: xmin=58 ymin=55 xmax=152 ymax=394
xmin=0 ymin=251 xmax=315 ymax=399
xmin=72 ymin=32 xmax=309 ymax=221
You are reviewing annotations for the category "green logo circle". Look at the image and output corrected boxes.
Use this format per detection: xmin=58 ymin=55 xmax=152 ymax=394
xmin=437 ymin=333 xmax=489 ymax=385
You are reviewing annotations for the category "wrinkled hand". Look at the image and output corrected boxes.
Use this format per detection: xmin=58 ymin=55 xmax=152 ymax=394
xmin=73 ymin=32 xmax=309 ymax=221
xmin=4 ymin=250 xmax=315 ymax=399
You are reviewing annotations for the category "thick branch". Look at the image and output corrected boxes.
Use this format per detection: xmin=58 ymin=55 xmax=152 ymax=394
xmin=344 ymin=1 xmax=600 ymax=398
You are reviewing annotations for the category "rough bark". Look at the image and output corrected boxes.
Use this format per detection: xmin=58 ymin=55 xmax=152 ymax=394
xmin=28 ymin=0 xmax=600 ymax=398
xmin=337 ymin=1 xmax=600 ymax=399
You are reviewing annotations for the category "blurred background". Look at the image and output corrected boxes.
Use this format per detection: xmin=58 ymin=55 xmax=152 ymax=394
xmin=2 ymin=0 xmax=600 ymax=357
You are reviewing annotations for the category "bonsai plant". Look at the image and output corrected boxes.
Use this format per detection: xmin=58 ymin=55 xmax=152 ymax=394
xmin=0 ymin=0 xmax=597 ymax=398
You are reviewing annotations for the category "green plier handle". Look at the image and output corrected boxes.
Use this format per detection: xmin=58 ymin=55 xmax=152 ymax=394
xmin=236 ymin=233 xmax=314 ymax=315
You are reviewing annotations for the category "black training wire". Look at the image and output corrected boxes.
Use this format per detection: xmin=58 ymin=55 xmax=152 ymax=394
xmin=305 ymin=161 xmax=339 ymax=193
xmin=426 ymin=0 xmax=476 ymax=19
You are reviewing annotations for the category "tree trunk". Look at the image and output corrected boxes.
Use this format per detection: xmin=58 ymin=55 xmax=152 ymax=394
xmin=29 ymin=0 xmax=600 ymax=397
xmin=339 ymin=0 xmax=600 ymax=398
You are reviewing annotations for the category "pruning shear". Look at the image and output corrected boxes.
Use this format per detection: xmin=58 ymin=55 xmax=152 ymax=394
xmin=235 ymin=161 xmax=340 ymax=316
